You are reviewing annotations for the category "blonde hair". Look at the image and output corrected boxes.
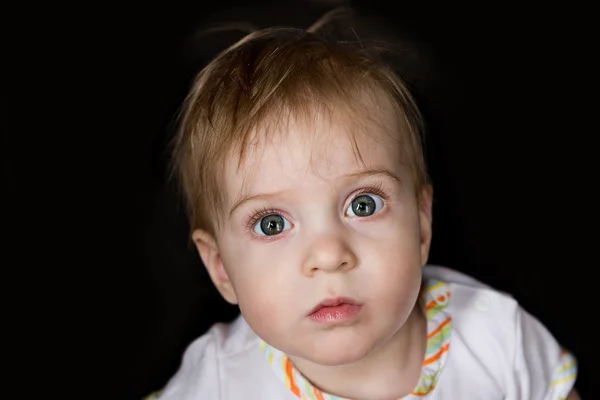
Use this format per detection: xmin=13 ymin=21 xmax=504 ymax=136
xmin=170 ymin=9 xmax=429 ymax=236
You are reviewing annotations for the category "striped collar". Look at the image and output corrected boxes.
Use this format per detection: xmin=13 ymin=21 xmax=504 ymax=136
xmin=260 ymin=278 xmax=452 ymax=399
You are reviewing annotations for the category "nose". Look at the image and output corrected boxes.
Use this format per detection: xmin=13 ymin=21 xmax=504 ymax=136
xmin=301 ymin=234 xmax=358 ymax=277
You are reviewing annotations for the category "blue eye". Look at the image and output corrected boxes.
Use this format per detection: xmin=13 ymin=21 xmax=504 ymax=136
xmin=346 ymin=194 xmax=384 ymax=217
xmin=254 ymin=214 xmax=292 ymax=236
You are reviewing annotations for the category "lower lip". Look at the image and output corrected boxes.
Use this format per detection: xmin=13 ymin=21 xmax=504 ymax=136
xmin=308 ymin=303 xmax=362 ymax=323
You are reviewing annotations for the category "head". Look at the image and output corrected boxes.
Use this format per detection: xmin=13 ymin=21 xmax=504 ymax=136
xmin=171 ymin=23 xmax=433 ymax=365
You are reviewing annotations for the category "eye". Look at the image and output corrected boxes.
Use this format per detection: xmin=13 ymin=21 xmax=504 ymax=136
xmin=346 ymin=194 xmax=384 ymax=217
xmin=253 ymin=214 xmax=292 ymax=236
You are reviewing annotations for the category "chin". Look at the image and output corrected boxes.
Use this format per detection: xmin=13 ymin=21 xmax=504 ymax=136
xmin=300 ymin=335 xmax=376 ymax=366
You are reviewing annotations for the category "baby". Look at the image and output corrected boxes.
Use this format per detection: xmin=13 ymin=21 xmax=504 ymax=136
xmin=151 ymin=13 xmax=579 ymax=400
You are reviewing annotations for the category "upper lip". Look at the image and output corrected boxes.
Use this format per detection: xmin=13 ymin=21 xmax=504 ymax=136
xmin=307 ymin=297 xmax=361 ymax=315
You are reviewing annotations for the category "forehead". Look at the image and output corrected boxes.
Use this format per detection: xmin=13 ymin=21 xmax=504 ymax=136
xmin=222 ymin=97 xmax=406 ymax=201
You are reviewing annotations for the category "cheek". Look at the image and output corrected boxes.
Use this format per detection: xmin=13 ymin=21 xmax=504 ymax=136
xmin=236 ymin=280 xmax=292 ymax=343
xmin=365 ymin=244 xmax=422 ymax=295
xmin=363 ymin=242 xmax=422 ymax=328
xmin=356 ymin=211 xmax=423 ymax=302
xmin=356 ymin=207 xmax=422 ymax=262
xmin=354 ymin=195 xmax=421 ymax=235
xmin=219 ymin=242 xmax=295 ymax=337
xmin=379 ymin=263 xmax=422 ymax=303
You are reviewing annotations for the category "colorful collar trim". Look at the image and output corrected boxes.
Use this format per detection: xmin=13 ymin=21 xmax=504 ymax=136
xmin=260 ymin=278 xmax=452 ymax=399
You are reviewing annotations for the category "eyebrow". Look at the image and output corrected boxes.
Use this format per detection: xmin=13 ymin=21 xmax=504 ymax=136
xmin=227 ymin=168 xmax=401 ymax=219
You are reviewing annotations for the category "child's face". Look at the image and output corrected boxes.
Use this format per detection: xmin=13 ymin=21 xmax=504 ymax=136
xmin=194 ymin=102 xmax=433 ymax=366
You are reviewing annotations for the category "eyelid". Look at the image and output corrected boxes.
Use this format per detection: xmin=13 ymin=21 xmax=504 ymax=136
xmin=346 ymin=193 xmax=385 ymax=217
xmin=244 ymin=207 xmax=293 ymax=234
xmin=344 ymin=183 xmax=390 ymax=215
xmin=253 ymin=214 xmax=292 ymax=236
xmin=347 ymin=182 xmax=390 ymax=203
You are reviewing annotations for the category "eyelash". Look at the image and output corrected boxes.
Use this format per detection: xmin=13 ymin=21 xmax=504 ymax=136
xmin=243 ymin=183 xmax=392 ymax=232
xmin=350 ymin=182 xmax=391 ymax=206
xmin=244 ymin=207 xmax=282 ymax=233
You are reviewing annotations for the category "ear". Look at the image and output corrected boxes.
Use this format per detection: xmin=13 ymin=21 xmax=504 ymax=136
xmin=418 ymin=184 xmax=434 ymax=266
xmin=192 ymin=229 xmax=238 ymax=304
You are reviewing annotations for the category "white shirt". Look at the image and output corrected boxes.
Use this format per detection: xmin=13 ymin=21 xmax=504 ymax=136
xmin=148 ymin=266 xmax=577 ymax=400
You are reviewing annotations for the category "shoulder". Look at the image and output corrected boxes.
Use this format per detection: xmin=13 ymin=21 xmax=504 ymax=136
xmin=424 ymin=265 xmax=519 ymax=325
xmin=153 ymin=315 xmax=261 ymax=400
xmin=148 ymin=315 xmax=294 ymax=400
xmin=424 ymin=265 xmax=578 ymax=399
xmin=423 ymin=264 xmax=520 ymax=338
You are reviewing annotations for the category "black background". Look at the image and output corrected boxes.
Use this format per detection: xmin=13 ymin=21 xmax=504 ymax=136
xmin=6 ymin=1 xmax=596 ymax=398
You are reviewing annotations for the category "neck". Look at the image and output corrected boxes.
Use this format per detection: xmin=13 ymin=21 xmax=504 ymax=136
xmin=290 ymin=306 xmax=427 ymax=400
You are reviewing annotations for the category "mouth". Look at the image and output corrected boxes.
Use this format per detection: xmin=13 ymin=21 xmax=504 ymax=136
xmin=307 ymin=297 xmax=363 ymax=323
